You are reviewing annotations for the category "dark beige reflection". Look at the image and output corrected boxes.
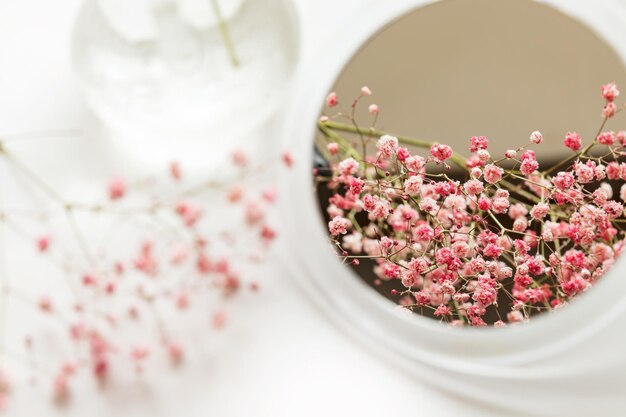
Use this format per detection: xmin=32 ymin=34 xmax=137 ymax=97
xmin=330 ymin=0 xmax=626 ymax=158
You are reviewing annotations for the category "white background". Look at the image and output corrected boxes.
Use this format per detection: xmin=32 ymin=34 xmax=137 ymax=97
xmin=2 ymin=1 xmax=623 ymax=416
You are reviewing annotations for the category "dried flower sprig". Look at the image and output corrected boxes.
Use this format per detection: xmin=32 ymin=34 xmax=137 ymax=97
xmin=0 ymin=136 xmax=289 ymax=409
xmin=317 ymin=83 xmax=626 ymax=327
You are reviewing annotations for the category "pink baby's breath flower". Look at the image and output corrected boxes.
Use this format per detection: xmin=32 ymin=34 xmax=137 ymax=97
xmin=509 ymin=203 xmax=528 ymax=219
xmin=130 ymin=346 xmax=150 ymax=362
xmin=282 ymin=151 xmax=294 ymax=168
xmin=597 ymin=131 xmax=616 ymax=145
xmin=175 ymin=291 xmax=189 ymax=310
xmin=232 ymin=150 xmax=248 ymax=167
xmin=169 ymin=161 xmax=182 ymax=181
xmin=396 ymin=147 xmax=410 ymax=162
xmin=327 ymin=142 xmax=339 ymax=155
xmin=212 ymin=312 xmax=227 ymax=329
xmin=377 ymin=135 xmax=398 ymax=159
xmin=463 ymin=179 xmax=484 ymax=195
xmin=360 ymin=86 xmax=372 ymax=96
xmin=175 ymin=201 xmax=203 ymax=227
xmin=520 ymin=157 xmax=539 ymax=176
xmin=383 ymin=262 xmax=401 ymax=279
xmin=415 ymin=224 xmax=435 ymax=241
xmin=368 ymin=104 xmax=379 ymax=115
xmin=404 ymin=176 xmax=422 ymax=195
xmin=245 ymin=201 xmax=265 ymax=225
xmin=434 ymin=304 xmax=451 ymax=317
xmin=507 ymin=310 xmax=525 ymax=323
xmin=227 ymin=186 xmax=243 ymax=203
xmin=603 ymin=102 xmax=617 ymax=118
xmin=326 ymin=91 xmax=338 ymax=107
xmin=505 ymin=149 xmax=517 ymax=159
xmin=564 ymin=132 xmax=582 ymax=151
xmin=167 ymin=342 xmax=184 ymax=366
xmin=575 ymin=162 xmax=595 ymax=184
xmin=52 ymin=373 xmax=70 ymax=404
xmin=107 ymin=178 xmax=126 ymax=200
xmin=430 ymin=144 xmax=453 ymax=163
xmin=604 ymin=200 xmax=623 ymax=219
xmin=477 ymin=196 xmax=491 ymax=211
xmin=483 ymin=164 xmax=503 ymax=184
xmin=492 ymin=197 xmax=510 ymax=214
xmin=601 ymin=82 xmax=620 ymax=102
xmin=469 ymin=135 xmax=489 ymax=152
xmin=328 ymin=216 xmax=351 ymax=236
xmin=552 ymin=171 xmax=575 ymax=190
xmin=371 ymin=201 xmax=391 ymax=219
xmin=405 ymin=155 xmax=425 ymax=172
xmin=477 ymin=150 xmax=491 ymax=162
xmin=530 ymin=130 xmax=543 ymax=144
xmin=338 ymin=157 xmax=359 ymax=176
xmin=419 ymin=197 xmax=439 ymax=214
xmin=530 ymin=202 xmax=549 ymax=220
xmin=513 ymin=217 xmax=528 ymax=232
xmin=37 ymin=235 xmax=50 ymax=252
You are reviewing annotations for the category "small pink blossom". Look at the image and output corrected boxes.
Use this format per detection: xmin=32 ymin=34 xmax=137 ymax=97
xmin=434 ymin=304 xmax=451 ymax=317
xmin=37 ymin=235 xmax=50 ymax=252
xmin=169 ymin=161 xmax=182 ymax=180
xmin=232 ymin=150 xmax=248 ymax=167
xmin=326 ymin=91 xmax=338 ymax=107
xmin=530 ymin=130 xmax=543 ymax=144
xmin=477 ymin=150 xmax=491 ymax=162
xmin=377 ymin=135 xmax=398 ymax=158
xmin=327 ymin=142 xmax=339 ymax=155
xmin=597 ymin=131 xmax=616 ymax=145
xmin=603 ymin=102 xmax=617 ymax=118
xmin=483 ymin=164 xmax=503 ymax=184
xmin=430 ymin=144 xmax=453 ymax=163
xmin=360 ymin=86 xmax=372 ymax=96
xmin=404 ymin=176 xmax=422 ymax=195
xmin=552 ymin=172 xmax=575 ymax=190
xmin=520 ymin=157 xmax=539 ymax=176
xmin=167 ymin=342 xmax=184 ymax=366
xmin=107 ymin=178 xmax=126 ymax=200
xmin=282 ymin=151 xmax=294 ymax=168
xmin=328 ymin=216 xmax=351 ymax=236
xmin=575 ymin=162 xmax=595 ymax=184
xmin=175 ymin=201 xmax=203 ymax=227
xmin=469 ymin=135 xmax=489 ymax=153
xmin=405 ymin=155 xmax=425 ymax=172
xmin=563 ymin=132 xmax=582 ymax=151
xmin=601 ymin=82 xmax=620 ymax=102
xmin=338 ymin=157 xmax=359 ymax=176
xmin=463 ymin=179 xmax=484 ymax=195
xmin=396 ymin=147 xmax=410 ymax=162
xmin=530 ymin=202 xmax=549 ymax=220
xmin=368 ymin=104 xmax=379 ymax=115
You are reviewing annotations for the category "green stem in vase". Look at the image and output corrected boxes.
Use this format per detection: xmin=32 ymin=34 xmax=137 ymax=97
xmin=210 ymin=0 xmax=240 ymax=68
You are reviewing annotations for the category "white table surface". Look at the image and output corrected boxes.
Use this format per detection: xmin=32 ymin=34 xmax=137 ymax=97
xmin=6 ymin=1 xmax=622 ymax=416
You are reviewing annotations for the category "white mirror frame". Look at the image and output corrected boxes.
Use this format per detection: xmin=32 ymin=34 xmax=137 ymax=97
xmin=279 ymin=0 xmax=626 ymax=387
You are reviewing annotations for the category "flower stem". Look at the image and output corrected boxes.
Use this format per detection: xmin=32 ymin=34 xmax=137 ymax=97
xmin=210 ymin=0 xmax=240 ymax=68
xmin=320 ymin=120 xmax=468 ymax=171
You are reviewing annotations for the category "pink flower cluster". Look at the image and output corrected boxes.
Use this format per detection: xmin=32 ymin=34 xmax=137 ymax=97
xmin=318 ymin=84 xmax=626 ymax=327
xmin=0 ymin=144 xmax=288 ymax=409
